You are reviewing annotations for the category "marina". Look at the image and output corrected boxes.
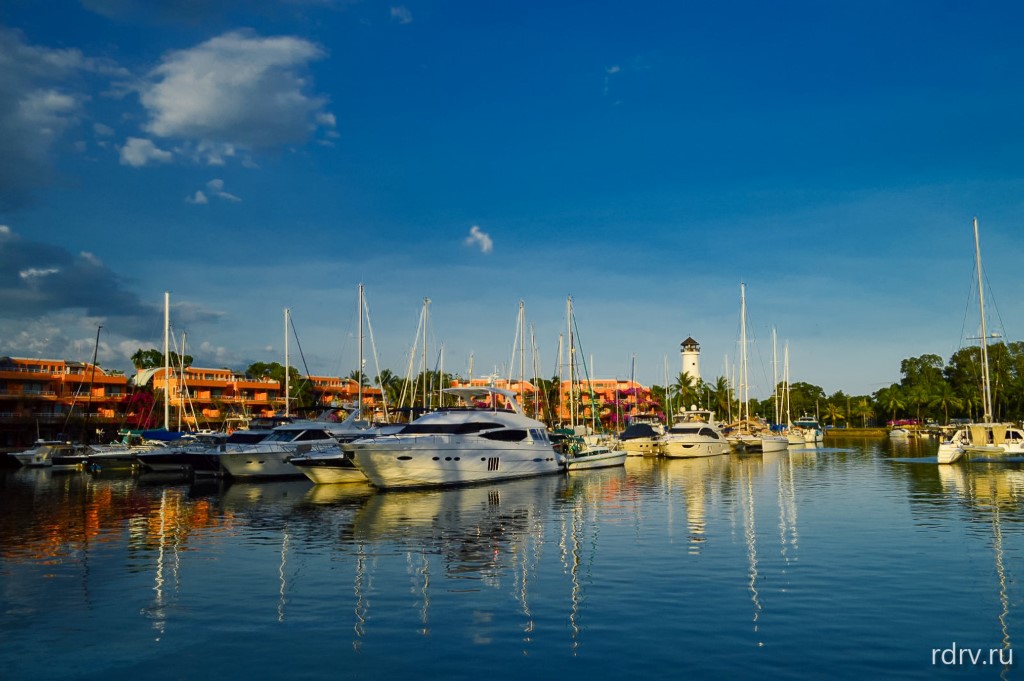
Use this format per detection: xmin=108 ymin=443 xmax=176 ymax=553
xmin=1 ymin=436 xmax=1020 ymax=680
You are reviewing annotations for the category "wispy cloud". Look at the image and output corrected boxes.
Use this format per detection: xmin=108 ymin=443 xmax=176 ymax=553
xmin=390 ymin=6 xmax=413 ymax=24
xmin=464 ymin=225 xmax=493 ymax=254
xmin=603 ymin=64 xmax=621 ymax=97
xmin=0 ymin=28 xmax=125 ymax=209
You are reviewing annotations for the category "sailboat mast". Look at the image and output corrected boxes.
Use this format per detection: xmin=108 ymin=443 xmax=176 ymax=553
xmin=358 ymin=283 xmax=364 ymax=419
xmin=83 ymin=324 xmax=102 ymax=445
xmin=784 ymin=342 xmax=793 ymax=426
xmin=772 ymin=327 xmax=779 ymax=425
xmin=567 ymin=296 xmax=576 ymax=429
xmin=519 ymin=300 xmax=525 ymax=405
xmin=284 ymin=307 xmax=290 ymax=418
xmin=179 ymin=331 xmax=187 ymax=431
xmin=740 ymin=283 xmax=748 ymax=424
xmin=422 ymin=297 xmax=430 ymax=411
xmin=975 ymin=217 xmax=994 ymax=421
xmin=164 ymin=292 xmax=170 ymax=431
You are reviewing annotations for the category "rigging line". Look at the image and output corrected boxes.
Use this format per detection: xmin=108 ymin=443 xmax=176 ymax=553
xmin=287 ymin=312 xmax=315 ymax=398
xmin=398 ymin=303 xmax=426 ymax=409
xmin=362 ymin=295 xmax=391 ymax=422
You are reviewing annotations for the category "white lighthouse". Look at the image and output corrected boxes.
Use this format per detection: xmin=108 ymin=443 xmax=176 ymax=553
xmin=681 ymin=337 xmax=701 ymax=383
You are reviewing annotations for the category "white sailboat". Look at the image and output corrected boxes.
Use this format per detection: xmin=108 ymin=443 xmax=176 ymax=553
xmin=729 ymin=284 xmax=788 ymax=453
xmin=938 ymin=218 xmax=1024 ymax=464
xmin=560 ymin=296 xmax=627 ymax=472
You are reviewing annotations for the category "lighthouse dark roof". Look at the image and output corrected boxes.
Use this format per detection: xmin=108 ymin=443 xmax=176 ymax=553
xmin=681 ymin=337 xmax=699 ymax=348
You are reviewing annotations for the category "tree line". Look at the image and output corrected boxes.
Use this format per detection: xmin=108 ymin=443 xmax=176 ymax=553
xmin=130 ymin=341 xmax=1024 ymax=427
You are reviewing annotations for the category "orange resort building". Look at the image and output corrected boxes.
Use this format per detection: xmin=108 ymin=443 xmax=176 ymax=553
xmin=447 ymin=377 xmax=655 ymax=429
xmin=131 ymin=366 xmax=385 ymax=430
xmin=0 ymin=356 xmax=129 ymax=448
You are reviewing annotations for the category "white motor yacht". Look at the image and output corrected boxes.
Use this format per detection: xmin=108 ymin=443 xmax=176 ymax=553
xmin=616 ymin=414 xmax=664 ymax=456
xmin=218 ymin=411 xmax=379 ymax=479
xmin=10 ymin=440 xmax=68 ymax=467
xmin=346 ymin=386 xmax=563 ymax=489
xmin=661 ymin=409 xmax=731 ymax=458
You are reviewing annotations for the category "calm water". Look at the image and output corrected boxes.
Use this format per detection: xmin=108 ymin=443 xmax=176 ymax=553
xmin=1 ymin=437 xmax=1021 ymax=680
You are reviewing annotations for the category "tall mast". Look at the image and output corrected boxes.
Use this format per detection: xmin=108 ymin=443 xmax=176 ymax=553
xmin=772 ymin=327 xmax=779 ymax=425
xmin=567 ymin=296 xmax=576 ymax=429
xmin=358 ymin=283 xmax=364 ymax=419
xmin=179 ymin=331 xmax=187 ymax=431
xmin=740 ymin=283 xmax=748 ymax=425
xmin=519 ymin=299 xmax=525 ymax=405
xmin=83 ymin=324 xmax=102 ymax=445
xmin=164 ymin=291 xmax=170 ymax=431
xmin=557 ymin=333 xmax=564 ymax=426
xmin=284 ymin=307 xmax=290 ymax=418
xmin=422 ymin=297 xmax=430 ymax=411
xmin=975 ymin=217 xmax=993 ymax=422
xmin=784 ymin=342 xmax=793 ymax=426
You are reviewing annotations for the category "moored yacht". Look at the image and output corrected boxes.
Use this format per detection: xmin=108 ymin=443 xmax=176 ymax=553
xmin=793 ymin=414 xmax=824 ymax=445
xmin=661 ymin=408 xmax=731 ymax=458
xmin=346 ymin=386 xmax=563 ymax=489
xmin=218 ymin=411 xmax=378 ymax=479
xmin=939 ymin=423 xmax=1024 ymax=464
xmin=11 ymin=440 xmax=69 ymax=467
xmin=616 ymin=414 xmax=664 ymax=456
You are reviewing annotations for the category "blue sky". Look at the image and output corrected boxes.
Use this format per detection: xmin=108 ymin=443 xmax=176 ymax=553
xmin=2 ymin=0 xmax=1024 ymax=399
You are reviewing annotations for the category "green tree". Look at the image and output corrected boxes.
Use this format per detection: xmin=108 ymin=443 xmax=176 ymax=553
xmin=131 ymin=347 xmax=193 ymax=370
xmin=874 ymin=384 xmax=906 ymax=422
xmin=928 ymin=382 xmax=963 ymax=425
xmin=824 ymin=402 xmax=846 ymax=427
xmin=852 ymin=398 xmax=874 ymax=427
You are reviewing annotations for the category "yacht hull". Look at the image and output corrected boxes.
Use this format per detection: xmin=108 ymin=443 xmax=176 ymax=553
xmin=348 ymin=436 xmax=562 ymax=489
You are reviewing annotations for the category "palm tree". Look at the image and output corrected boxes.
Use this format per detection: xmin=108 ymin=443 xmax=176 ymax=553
xmin=928 ymin=382 xmax=963 ymax=425
xmin=824 ymin=402 xmax=845 ymax=427
xmin=875 ymin=385 xmax=905 ymax=422
xmin=708 ymin=376 xmax=731 ymax=420
xmin=852 ymin=398 xmax=874 ymax=427
xmin=671 ymin=372 xmax=700 ymax=411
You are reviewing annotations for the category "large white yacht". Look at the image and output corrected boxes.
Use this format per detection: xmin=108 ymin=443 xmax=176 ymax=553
xmin=661 ymin=408 xmax=731 ymax=458
xmin=346 ymin=386 xmax=563 ymax=489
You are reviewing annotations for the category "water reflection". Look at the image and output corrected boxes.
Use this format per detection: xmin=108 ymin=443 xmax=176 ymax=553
xmin=5 ymin=445 xmax=1021 ymax=676
xmin=934 ymin=462 xmax=1023 ymax=679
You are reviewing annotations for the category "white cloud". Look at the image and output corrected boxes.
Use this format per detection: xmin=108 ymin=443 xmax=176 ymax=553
xmin=93 ymin=122 xmax=115 ymax=137
xmin=140 ymin=30 xmax=333 ymax=152
xmin=390 ymin=6 xmax=413 ymax=24
xmin=19 ymin=266 xmax=61 ymax=281
xmin=187 ymin=178 xmax=241 ymax=204
xmin=119 ymin=136 xmax=172 ymax=166
xmin=79 ymin=251 xmax=103 ymax=266
xmin=0 ymin=28 xmax=126 ymax=209
xmin=464 ymin=225 xmax=494 ymax=254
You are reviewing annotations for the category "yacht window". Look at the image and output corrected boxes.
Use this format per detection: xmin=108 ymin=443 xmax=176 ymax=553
xmin=400 ymin=422 xmax=504 ymax=435
xmin=264 ymin=430 xmax=297 ymax=443
xmin=294 ymin=430 xmax=329 ymax=441
xmin=480 ymin=429 xmax=528 ymax=442
xmin=669 ymin=427 xmax=700 ymax=435
xmin=698 ymin=428 xmax=720 ymax=439
xmin=226 ymin=432 xmax=269 ymax=444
